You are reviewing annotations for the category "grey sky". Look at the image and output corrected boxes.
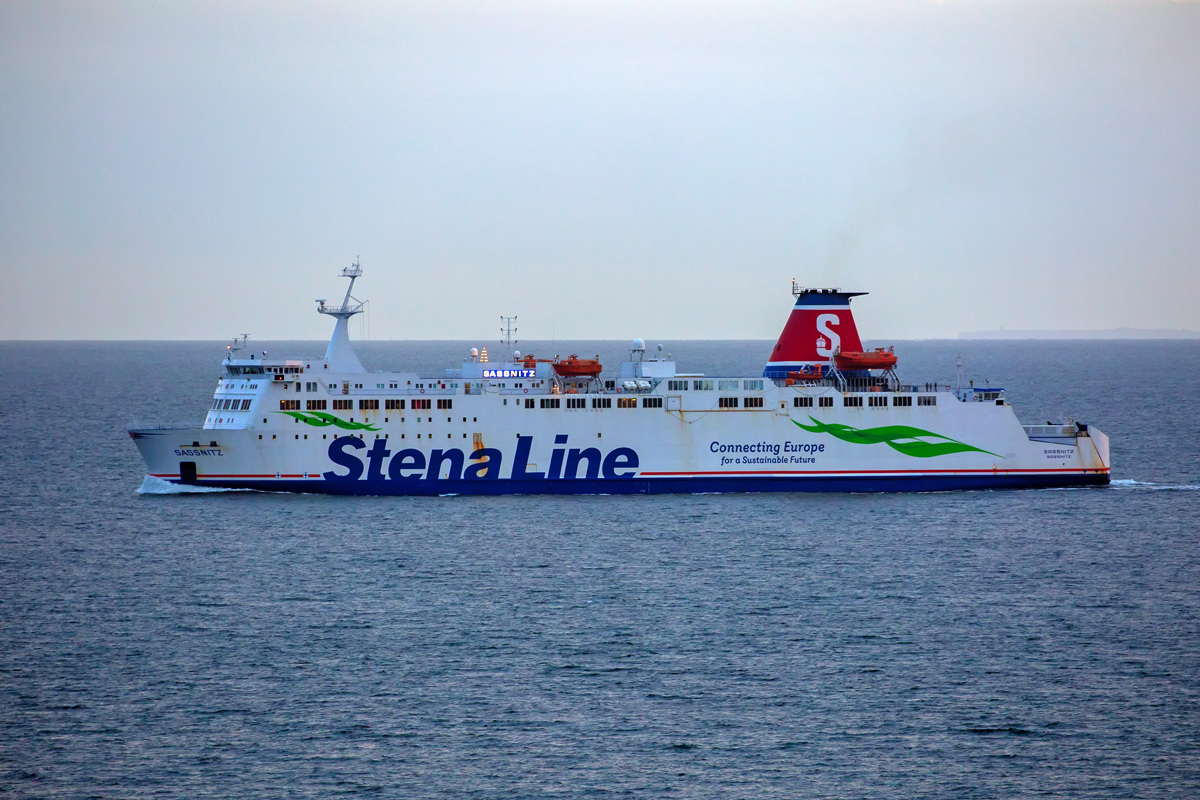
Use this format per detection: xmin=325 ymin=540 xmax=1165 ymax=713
xmin=2 ymin=0 xmax=1197 ymax=340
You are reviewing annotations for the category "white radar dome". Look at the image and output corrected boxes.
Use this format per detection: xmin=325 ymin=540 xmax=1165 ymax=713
xmin=470 ymin=347 xmax=479 ymax=357
xmin=632 ymin=338 xmax=645 ymax=351
xmin=513 ymin=350 xmax=521 ymax=360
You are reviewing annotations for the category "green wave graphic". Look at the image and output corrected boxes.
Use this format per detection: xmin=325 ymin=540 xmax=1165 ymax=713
xmin=793 ymin=416 xmax=999 ymax=458
xmin=279 ymin=411 xmax=380 ymax=432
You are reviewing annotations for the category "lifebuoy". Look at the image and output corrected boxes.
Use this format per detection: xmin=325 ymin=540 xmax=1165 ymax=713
xmin=524 ymin=388 xmax=528 ymax=393
xmin=420 ymin=388 xmax=425 ymax=393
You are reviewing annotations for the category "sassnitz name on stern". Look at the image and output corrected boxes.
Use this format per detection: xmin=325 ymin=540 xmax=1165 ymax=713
xmin=130 ymin=267 xmax=1111 ymax=495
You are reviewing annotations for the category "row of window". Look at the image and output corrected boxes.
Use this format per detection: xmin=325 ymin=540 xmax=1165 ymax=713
xmin=288 ymin=393 xmax=938 ymax=414
xmin=663 ymin=379 xmax=764 ymax=392
xmin=212 ymin=398 xmax=253 ymax=411
xmin=797 ymin=395 xmax=935 ymax=409
xmin=717 ymin=397 xmax=765 ymax=408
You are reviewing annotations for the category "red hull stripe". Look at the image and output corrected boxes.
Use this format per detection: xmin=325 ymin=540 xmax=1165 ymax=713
xmin=154 ymin=468 xmax=1107 ymax=480
xmin=640 ymin=468 xmax=1106 ymax=476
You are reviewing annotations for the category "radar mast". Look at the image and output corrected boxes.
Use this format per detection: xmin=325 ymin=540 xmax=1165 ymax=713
xmin=316 ymin=259 xmax=367 ymax=373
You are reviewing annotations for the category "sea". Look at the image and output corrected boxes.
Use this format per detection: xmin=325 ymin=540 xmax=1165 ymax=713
xmin=1 ymin=339 xmax=1198 ymax=799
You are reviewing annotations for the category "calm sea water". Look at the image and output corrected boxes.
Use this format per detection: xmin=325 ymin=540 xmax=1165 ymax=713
xmin=1 ymin=340 xmax=1198 ymax=799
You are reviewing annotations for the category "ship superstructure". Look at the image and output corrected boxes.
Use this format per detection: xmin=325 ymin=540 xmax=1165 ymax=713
xmin=131 ymin=268 xmax=1110 ymax=494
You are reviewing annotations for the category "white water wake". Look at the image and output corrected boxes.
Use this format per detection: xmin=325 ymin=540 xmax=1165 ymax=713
xmin=1110 ymin=478 xmax=1199 ymax=491
xmin=137 ymin=475 xmax=252 ymax=494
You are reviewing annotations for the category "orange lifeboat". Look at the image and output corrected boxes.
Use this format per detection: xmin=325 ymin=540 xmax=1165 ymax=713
xmin=834 ymin=347 xmax=898 ymax=371
xmin=552 ymin=355 xmax=603 ymax=378
xmin=787 ymin=365 xmax=826 ymax=380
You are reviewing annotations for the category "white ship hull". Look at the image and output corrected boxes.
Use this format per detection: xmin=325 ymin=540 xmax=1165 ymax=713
xmin=131 ymin=387 xmax=1110 ymax=495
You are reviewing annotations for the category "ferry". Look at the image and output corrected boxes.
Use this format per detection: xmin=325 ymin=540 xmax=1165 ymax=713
xmin=130 ymin=265 xmax=1111 ymax=494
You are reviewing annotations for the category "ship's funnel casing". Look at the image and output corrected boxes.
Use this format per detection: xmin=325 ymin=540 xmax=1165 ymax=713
xmin=763 ymin=290 xmax=866 ymax=379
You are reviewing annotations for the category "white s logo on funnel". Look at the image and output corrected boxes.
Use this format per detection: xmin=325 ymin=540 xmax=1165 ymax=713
xmin=815 ymin=314 xmax=841 ymax=357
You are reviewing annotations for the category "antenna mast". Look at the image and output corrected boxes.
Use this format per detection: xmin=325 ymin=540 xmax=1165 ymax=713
xmin=500 ymin=316 xmax=518 ymax=362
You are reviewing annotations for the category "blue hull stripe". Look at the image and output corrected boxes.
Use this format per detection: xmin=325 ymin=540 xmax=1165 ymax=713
xmin=166 ymin=473 xmax=1110 ymax=495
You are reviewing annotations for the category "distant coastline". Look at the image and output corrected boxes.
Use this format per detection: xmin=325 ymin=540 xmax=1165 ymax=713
xmin=959 ymin=328 xmax=1200 ymax=340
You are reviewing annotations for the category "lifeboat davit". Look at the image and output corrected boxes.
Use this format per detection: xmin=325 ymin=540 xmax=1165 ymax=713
xmin=834 ymin=347 xmax=898 ymax=371
xmin=552 ymin=355 xmax=603 ymax=378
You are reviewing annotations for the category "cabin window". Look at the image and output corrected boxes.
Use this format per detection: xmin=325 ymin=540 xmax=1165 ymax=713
xmin=525 ymin=398 xmax=535 ymax=409
xmin=437 ymin=399 xmax=452 ymax=409
xmin=617 ymin=398 xmax=637 ymax=408
xmin=819 ymin=397 xmax=833 ymax=408
xmin=743 ymin=380 xmax=763 ymax=391
xmin=592 ymin=398 xmax=612 ymax=409
xmin=718 ymin=380 xmax=739 ymax=390
xmin=743 ymin=397 xmax=764 ymax=408
xmin=893 ymin=396 xmax=913 ymax=407
xmin=412 ymin=399 xmax=432 ymax=410
xmin=843 ymin=396 xmax=863 ymax=407
xmin=567 ymin=398 xmax=586 ymax=408
xmin=918 ymin=396 xmax=937 ymax=406
xmin=359 ymin=399 xmax=379 ymax=410
xmin=718 ymin=397 xmax=738 ymax=408
xmin=869 ymin=396 xmax=887 ymax=408
xmin=667 ymin=380 xmax=688 ymax=391
xmin=693 ymin=380 xmax=713 ymax=391
xmin=794 ymin=397 xmax=813 ymax=408
xmin=333 ymin=399 xmax=353 ymax=410
xmin=306 ymin=399 xmax=327 ymax=410
xmin=605 ymin=380 xmax=616 ymax=390
xmin=540 ymin=398 xmax=561 ymax=409
xmin=643 ymin=397 xmax=663 ymax=408
xmin=279 ymin=399 xmax=300 ymax=410
xmin=386 ymin=399 xmax=404 ymax=410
